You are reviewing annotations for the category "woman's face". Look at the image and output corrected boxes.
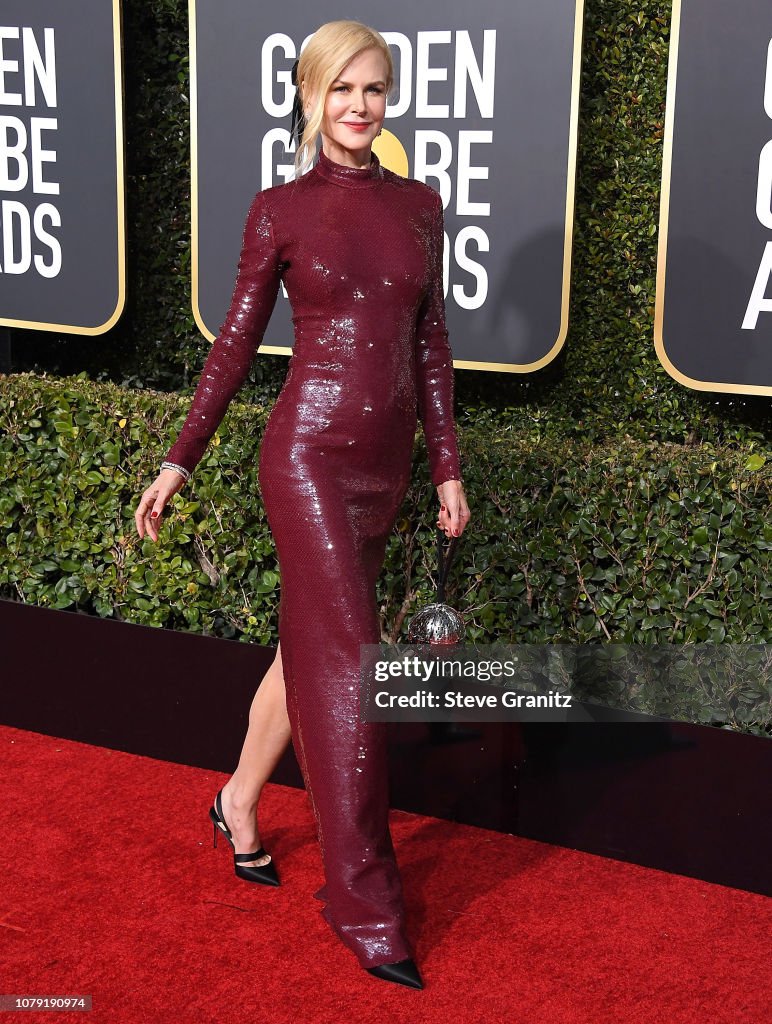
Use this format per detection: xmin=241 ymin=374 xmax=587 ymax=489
xmin=316 ymin=47 xmax=388 ymax=162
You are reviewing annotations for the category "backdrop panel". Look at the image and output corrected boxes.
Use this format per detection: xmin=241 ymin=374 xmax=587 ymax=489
xmin=0 ymin=0 xmax=125 ymax=335
xmin=655 ymin=0 xmax=772 ymax=395
xmin=191 ymin=1 xmax=584 ymax=372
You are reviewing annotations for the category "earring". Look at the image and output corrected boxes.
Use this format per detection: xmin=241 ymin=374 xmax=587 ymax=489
xmin=378 ymin=127 xmax=383 ymax=136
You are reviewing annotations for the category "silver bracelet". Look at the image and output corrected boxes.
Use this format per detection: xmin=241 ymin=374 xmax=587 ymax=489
xmin=160 ymin=460 xmax=191 ymax=482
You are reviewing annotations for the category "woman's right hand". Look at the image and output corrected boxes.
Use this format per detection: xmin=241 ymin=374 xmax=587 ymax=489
xmin=435 ymin=479 xmax=470 ymax=539
xmin=134 ymin=468 xmax=188 ymax=543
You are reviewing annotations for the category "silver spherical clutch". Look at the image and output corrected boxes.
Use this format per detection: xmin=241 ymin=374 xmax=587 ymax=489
xmin=407 ymin=601 xmax=465 ymax=645
xmin=407 ymin=529 xmax=464 ymax=646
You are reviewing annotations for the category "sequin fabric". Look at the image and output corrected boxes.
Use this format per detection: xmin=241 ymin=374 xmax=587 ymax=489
xmin=164 ymin=147 xmax=462 ymax=968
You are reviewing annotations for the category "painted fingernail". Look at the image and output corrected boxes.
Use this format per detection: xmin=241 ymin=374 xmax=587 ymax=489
xmin=440 ymin=505 xmax=446 ymax=511
xmin=151 ymin=511 xmax=158 ymax=518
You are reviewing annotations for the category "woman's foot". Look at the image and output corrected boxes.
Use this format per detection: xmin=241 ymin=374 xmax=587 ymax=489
xmin=218 ymin=781 xmax=272 ymax=868
xmin=367 ymin=958 xmax=424 ymax=990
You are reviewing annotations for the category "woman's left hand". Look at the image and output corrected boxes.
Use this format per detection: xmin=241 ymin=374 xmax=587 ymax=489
xmin=436 ymin=479 xmax=471 ymax=538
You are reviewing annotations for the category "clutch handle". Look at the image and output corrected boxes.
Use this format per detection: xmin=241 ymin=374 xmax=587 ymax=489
xmin=436 ymin=527 xmax=461 ymax=604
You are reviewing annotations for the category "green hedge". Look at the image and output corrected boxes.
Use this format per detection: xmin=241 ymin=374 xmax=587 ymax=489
xmin=1 ymin=373 xmax=770 ymax=735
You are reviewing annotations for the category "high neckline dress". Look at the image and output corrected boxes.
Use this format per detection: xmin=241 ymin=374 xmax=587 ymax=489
xmin=164 ymin=145 xmax=462 ymax=969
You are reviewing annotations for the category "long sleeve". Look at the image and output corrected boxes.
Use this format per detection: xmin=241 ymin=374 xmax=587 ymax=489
xmin=163 ymin=189 xmax=281 ymax=475
xmin=415 ymin=188 xmax=462 ymax=487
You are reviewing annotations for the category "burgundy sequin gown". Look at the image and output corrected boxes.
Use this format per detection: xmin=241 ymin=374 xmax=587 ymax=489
xmin=164 ymin=146 xmax=462 ymax=968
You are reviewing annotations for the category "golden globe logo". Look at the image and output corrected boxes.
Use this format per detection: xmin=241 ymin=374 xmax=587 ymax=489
xmin=260 ymin=30 xmax=497 ymax=311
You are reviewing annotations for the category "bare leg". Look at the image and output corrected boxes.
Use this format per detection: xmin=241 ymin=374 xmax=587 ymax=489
xmin=219 ymin=642 xmax=292 ymax=867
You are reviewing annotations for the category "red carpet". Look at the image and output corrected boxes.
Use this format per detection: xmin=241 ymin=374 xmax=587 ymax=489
xmin=1 ymin=724 xmax=770 ymax=1024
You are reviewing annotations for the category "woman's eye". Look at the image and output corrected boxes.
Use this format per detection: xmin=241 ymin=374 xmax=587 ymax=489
xmin=333 ymin=85 xmax=383 ymax=93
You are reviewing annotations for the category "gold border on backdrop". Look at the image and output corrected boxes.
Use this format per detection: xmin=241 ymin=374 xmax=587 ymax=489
xmin=190 ymin=1 xmax=586 ymax=372
xmin=654 ymin=0 xmax=772 ymax=396
xmin=0 ymin=0 xmax=126 ymax=335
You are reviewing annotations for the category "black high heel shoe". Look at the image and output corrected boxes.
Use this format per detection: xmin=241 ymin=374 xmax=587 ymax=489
xmin=208 ymin=788 xmax=280 ymax=887
xmin=367 ymin=958 xmax=424 ymax=990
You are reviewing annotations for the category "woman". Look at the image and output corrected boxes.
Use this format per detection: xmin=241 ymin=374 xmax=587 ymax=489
xmin=134 ymin=19 xmax=470 ymax=990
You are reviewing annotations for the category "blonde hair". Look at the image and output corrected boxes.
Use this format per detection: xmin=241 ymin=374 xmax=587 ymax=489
xmin=293 ymin=20 xmax=394 ymax=178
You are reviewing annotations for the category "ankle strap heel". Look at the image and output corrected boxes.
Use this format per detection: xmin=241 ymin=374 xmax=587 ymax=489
xmin=208 ymin=787 xmax=280 ymax=887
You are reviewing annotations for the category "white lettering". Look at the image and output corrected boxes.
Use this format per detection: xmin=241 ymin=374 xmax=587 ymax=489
xmin=261 ymin=33 xmax=295 ymax=119
xmin=381 ymin=32 xmax=411 ymax=118
xmin=0 ymin=27 xmax=57 ymax=107
xmin=742 ymin=241 xmax=772 ymax=329
xmin=22 ymin=27 xmax=56 ymax=107
xmin=1 ymin=199 xmax=31 ymax=273
xmin=0 ymin=27 xmax=21 ymax=106
xmin=34 ymin=202 xmax=61 ymax=277
xmin=0 ymin=115 xmax=27 ymax=189
xmin=453 ymin=228 xmax=489 ymax=309
xmin=0 ymin=199 xmax=61 ymax=277
xmin=456 ymin=131 xmax=491 ymax=216
xmin=453 ymin=30 xmax=496 ymax=118
xmin=30 ymin=116 xmax=58 ymax=194
xmin=756 ymin=139 xmax=772 ymax=230
xmin=413 ymin=130 xmax=453 ymax=206
xmin=745 ymin=39 xmax=772 ymax=327
xmin=415 ymin=31 xmax=451 ymax=119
